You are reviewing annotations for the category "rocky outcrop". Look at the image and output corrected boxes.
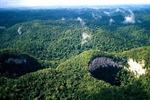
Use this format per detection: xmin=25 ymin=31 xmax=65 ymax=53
xmin=5 ymin=58 xmax=26 ymax=64
xmin=89 ymin=57 xmax=124 ymax=71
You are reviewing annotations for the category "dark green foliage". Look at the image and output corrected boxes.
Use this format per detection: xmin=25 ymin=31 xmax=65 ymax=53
xmin=116 ymin=69 xmax=135 ymax=86
xmin=118 ymin=46 xmax=150 ymax=68
xmin=1 ymin=19 xmax=150 ymax=69
xmin=0 ymin=46 xmax=150 ymax=99
xmin=0 ymin=7 xmax=150 ymax=100
xmin=0 ymin=20 xmax=84 ymax=68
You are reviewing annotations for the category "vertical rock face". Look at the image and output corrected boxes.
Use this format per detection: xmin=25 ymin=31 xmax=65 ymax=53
xmin=5 ymin=58 xmax=26 ymax=64
xmin=89 ymin=57 xmax=124 ymax=85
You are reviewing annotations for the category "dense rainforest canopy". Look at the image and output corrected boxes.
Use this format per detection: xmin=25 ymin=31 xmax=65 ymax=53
xmin=0 ymin=5 xmax=150 ymax=100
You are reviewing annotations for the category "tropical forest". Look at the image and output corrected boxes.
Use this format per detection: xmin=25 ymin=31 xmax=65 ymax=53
xmin=0 ymin=5 xmax=150 ymax=100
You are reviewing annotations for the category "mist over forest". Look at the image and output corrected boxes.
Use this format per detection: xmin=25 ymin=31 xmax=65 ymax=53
xmin=0 ymin=5 xmax=150 ymax=100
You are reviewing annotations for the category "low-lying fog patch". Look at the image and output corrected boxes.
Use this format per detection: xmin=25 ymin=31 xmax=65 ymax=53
xmin=81 ymin=32 xmax=91 ymax=45
xmin=17 ymin=27 xmax=22 ymax=35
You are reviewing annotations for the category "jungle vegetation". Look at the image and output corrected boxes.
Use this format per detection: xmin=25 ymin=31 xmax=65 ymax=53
xmin=0 ymin=5 xmax=150 ymax=100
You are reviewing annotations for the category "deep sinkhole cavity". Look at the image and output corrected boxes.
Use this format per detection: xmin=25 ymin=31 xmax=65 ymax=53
xmin=89 ymin=57 xmax=124 ymax=85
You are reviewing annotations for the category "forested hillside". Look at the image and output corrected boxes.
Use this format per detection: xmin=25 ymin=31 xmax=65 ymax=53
xmin=0 ymin=47 xmax=150 ymax=99
xmin=1 ymin=19 xmax=150 ymax=68
xmin=0 ymin=5 xmax=150 ymax=100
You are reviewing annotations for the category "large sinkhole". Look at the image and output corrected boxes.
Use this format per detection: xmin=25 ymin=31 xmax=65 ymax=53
xmin=89 ymin=57 xmax=124 ymax=85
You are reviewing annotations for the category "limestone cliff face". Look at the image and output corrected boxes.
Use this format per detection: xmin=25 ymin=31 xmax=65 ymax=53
xmin=89 ymin=57 xmax=124 ymax=72
xmin=5 ymin=58 xmax=26 ymax=64
xmin=89 ymin=57 xmax=124 ymax=85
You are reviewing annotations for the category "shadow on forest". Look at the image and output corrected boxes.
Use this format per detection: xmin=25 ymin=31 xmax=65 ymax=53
xmin=0 ymin=53 xmax=43 ymax=78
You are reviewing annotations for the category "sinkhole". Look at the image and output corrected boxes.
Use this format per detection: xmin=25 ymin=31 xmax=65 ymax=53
xmin=89 ymin=57 xmax=124 ymax=85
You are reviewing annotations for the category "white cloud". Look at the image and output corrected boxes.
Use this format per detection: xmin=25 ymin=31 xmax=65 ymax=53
xmin=17 ymin=27 xmax=22 ymax=35
xmin=103 ymin=11 xmax=111 ymax=17
xmin=109 ymin=18 xmax=115 ymax=25
xmin=77 ymin=17 xmax=85 ymax=27
xmin=77 ymin=17 xmax=82 ymax=22
xmin=123 ymin=10 xmax=135 ymax=24
xmin=81 ymin=32 xmax=91 ymax=45
xmin=115 ymin=8 xmax=125 ymax=13
xmin=61 ymin=18 xmax=65 ymax=20
xmin=137 ymin=20 xmax=142 ymax=23
xmin=91 ymin=7 xmax=99 ymax=10
xmin=0 ymin=26 xmax=6 ymax=29
xmin=116 ymin=8 xmax=120 ymax=12
xmin=92 ymin=13 xmax=102 ymax=20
